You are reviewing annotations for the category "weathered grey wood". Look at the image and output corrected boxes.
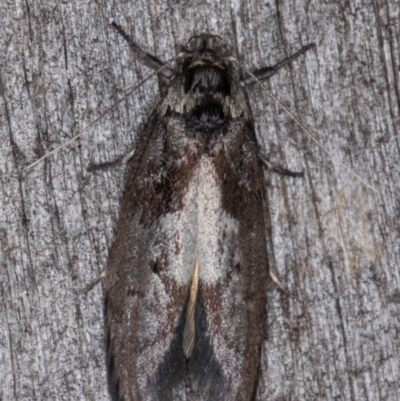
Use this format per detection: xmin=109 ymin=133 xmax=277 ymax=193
xmin=1 ymin=1 xmax=399 ymax=400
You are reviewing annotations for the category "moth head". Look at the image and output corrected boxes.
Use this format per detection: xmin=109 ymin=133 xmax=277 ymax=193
xmin=187 ymin=34 xmax=223 ymax=51
xmin=181 ymin=34 xmax=231 ymax=71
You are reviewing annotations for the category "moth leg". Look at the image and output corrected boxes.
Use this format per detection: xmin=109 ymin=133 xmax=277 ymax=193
xmin=87 ymin=148 xmax=136 ymax=173
xmin=111 ymin=22 xmax=174 ymax=79
xmin=260 ymin=156 xmax=304 ymax=177
xmin=242 ymin=43 xmax=316 ymax=85
xmin=82 ymin=269 xmax=107 ymax=294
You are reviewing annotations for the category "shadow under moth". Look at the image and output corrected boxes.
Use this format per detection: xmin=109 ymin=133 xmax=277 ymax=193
xmin=101 ymin=23 xmax=314 ymax=401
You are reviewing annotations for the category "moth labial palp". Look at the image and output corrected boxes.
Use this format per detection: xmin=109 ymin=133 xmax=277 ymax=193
xmin=103 ymin=23 xmax=314 ymax=401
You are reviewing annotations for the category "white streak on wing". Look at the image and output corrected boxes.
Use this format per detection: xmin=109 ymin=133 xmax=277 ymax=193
xmin=197 ymin=157 xmax=244 ymax=387
xmin=196 ymin=157 xmax=239 ymax=284
xmin=137 ymin=156 xmax=241 ymax=389
xmin=149 ymin=156 xmax=240 ymax=287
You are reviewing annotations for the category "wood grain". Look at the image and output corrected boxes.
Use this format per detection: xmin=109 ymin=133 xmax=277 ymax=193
xmin=1 ymin=1 xmax=399 ymax=400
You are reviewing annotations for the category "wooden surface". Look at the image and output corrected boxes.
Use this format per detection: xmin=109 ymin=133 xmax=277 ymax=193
xmin=1 ymin=1 xmax=399 ymax=400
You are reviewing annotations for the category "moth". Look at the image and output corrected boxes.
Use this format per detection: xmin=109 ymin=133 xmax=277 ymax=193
xmin=102 ymin=23 xmax=314 ymax=401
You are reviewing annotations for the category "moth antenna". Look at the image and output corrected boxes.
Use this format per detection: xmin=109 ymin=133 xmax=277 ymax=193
xmin=234 ymin=60 xmax=379 ymax=194
xmin=23 ymin=57 xmax=179 ymax=172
